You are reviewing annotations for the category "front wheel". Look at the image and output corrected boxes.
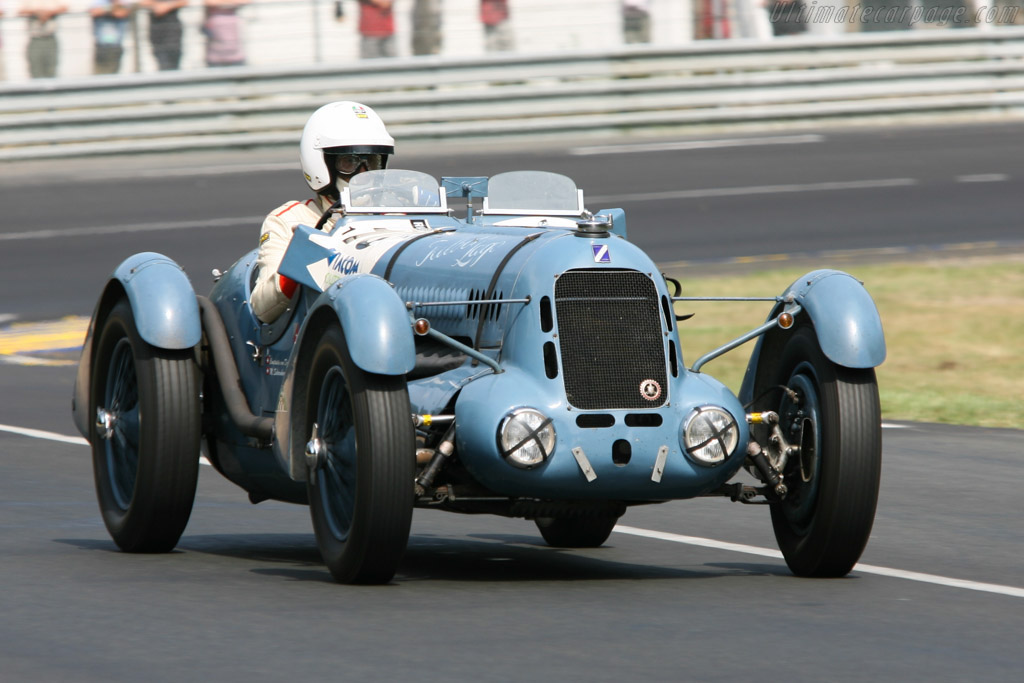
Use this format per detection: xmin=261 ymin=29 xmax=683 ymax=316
xmin=768 ymin=327 xmax=882 ymax=578
xmin=90 ymin=298 xmax=200 ymax=552
xmin=303 ymin=324 xmax=415 ymax=584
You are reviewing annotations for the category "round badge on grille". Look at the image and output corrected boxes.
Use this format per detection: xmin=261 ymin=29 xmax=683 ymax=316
xmin=639 ymin=379 xmax=662 ymax=401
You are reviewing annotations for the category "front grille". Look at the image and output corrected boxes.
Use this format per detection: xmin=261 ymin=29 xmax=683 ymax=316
xmin=554 ymin=270 xmax=668 ymax=409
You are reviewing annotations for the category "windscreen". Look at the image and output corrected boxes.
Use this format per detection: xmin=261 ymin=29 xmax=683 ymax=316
xmin=345 ymin=169 xmax=445 ymax=210
xmin=485 ymin=171 xmax=581 ymax=213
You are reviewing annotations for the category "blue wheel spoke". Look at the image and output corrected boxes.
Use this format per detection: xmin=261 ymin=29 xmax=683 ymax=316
xmin=118 ymin=404 xmax=140 ymax=449
xmin=319 ymin=373 xmax=345 ymax=440
xmin=104 ymin=338 xmax=140 ymax=510
xmin=324 ymin=455 xmax=354 ymax=530
xmin=316 ymin=366 xmax=358 ymax=540
xmin=324 ymin=457 xmax=345 ymax=496
xmin=321 ymin=381 xmax=337 ymax=436
xmin=335 ymin=488 xmax=355 ymax=528
xmin=334 ymin=428 xmax=356 ymax=466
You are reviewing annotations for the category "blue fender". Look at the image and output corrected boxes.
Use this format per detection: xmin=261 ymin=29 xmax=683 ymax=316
xmin=739 ymin=270 xmax=885 ymax=406
xmin=112 ymin=252 xmax=201 ymax=349
xmin=784 ymin=270 xmax=886 ymax=368
xmin=306 ymin=273 xmax=416 ymax=375
xmin=72 ymin=252 xmax=200 ymax=438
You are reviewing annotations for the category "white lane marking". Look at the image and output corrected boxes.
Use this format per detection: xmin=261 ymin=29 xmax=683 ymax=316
xmin=881 ymin=423 xmax=908 ymax=429
xmin=0 ymin=215 xmax=262 ymax=242
xmin=850 ymin=563 xmax=1024 ymax=598
xmin=0 ymin=314 xmax=17 ymax=324
xmin=0 ymin=424 xmax=211 ymax=465
xmin=956 ymin=174 xmax=1009 ymax=183
xmin=0 ymin=356 xmax=75 ymax=366
xmin=616 ymin=525 xmax=784 ymax=559
xmin=0 ymin=423 xmax=89 ymax=445
xmin=588 ymin=178 xmax=917 ymax=204
xmin=614 ymin=525 xmax=1024 ymax=599
xmin=570 ymin=134 xmax=825 ymax=156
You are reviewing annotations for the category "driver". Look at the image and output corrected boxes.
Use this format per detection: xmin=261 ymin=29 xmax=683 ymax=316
xmin=251 ymin=101 xmax=394 ymax=323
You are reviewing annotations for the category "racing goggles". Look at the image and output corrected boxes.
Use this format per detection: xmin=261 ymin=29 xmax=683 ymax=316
xmin=333 ymin=153 xmax=383 ymax=175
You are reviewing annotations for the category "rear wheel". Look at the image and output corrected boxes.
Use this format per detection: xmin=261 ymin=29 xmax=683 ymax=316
xmin=768 ymin=327 xmax=882 ymax=577
xmin=536 ymin=515 xmax=619 ymax=548
xmin=304 ymin=325 xmax=415 ymax=584
xmin=90 ymin=298 xmax=200 ymax=552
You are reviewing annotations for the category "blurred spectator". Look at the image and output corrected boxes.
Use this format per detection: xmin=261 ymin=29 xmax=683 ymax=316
xmin=203 ymin=0 xmax=249 ymax=67
xmin=358 ymin=0 xmax=395 ymax=59
xmin=480 ymin=0 xmax=512 ymax=52
xmin=89 ymin=0 xmax=130 ymax=75
xmin=20 ymin=0 xmax=67 ymax=79
xmin=621 ymin=0 xmax=650 ymax=44
xmin=411 ymin=0 xmax=441 ymax=56
xmin=767 ymin=0 xmax=806 ymax=36
xmin=143 ymin=0 xmax=187 ymax=71
xmin=0 ymin=5 xmax=6 ymax=81
xmin=694 ymin=0 xmax=730 ymax=39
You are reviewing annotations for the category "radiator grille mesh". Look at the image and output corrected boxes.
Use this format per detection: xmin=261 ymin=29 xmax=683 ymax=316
xmin=554 ymin=270 xmax=667 ymax=410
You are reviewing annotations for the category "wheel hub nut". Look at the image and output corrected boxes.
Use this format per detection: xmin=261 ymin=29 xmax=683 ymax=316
xmin=305 ymin=423 xmax=325 ymax=470
xmin=96 ymin=408 xmax=116 ymax=440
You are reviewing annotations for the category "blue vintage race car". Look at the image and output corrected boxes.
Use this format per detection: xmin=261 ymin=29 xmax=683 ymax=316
xmin=72 ymin=169 xmax=885 ymax=584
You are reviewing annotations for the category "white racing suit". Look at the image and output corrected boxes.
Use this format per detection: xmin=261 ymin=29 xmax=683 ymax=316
xmin=252 ymin=196 xmax=336 ymax=323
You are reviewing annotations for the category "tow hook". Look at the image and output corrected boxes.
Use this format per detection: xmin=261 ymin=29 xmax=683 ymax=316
xmin=747 ymin=441 xmax=787 ymax=499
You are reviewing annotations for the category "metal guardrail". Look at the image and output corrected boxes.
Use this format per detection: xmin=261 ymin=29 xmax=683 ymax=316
xmin=2 ymin=28 xmax=1024 ymax=161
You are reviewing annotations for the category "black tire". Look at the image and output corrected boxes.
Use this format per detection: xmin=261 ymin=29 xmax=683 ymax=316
xmin=767 ymin=326 xmax=882 ymax=577
xmin=90 ymin=298 xmax=200 ymax=552
xmin=535 ymin=515 xmax=619 ymax=548
xmin=303 ymin=324 xmax=415 ymax=584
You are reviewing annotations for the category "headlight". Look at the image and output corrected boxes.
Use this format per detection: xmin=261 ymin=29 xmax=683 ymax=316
xmin=682 ymin=407 xmax=739 ymax=466
xmin=498 ymin=408 xmax=556 ymax=469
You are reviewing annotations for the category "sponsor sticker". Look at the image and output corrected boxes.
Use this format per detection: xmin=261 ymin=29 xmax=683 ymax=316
xmin=328 ymin=252 xmax=360 ymax=276
xmin=352 ymin=105 xmax=368 ymax=119
xmin=263 ymin=353 xmax=287 ymax=377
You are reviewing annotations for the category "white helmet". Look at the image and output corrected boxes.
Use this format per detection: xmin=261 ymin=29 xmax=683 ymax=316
xmin=299 ymin=101 xmax=395 ymax=197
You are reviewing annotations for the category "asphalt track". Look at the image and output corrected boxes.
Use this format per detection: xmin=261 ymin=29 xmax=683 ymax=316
xmin=1 ymin=121 xmax=1022 ymax=681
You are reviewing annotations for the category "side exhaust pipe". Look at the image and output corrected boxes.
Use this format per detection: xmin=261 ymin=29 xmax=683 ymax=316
xmin=196 ymin=295 xmax=274 ymax=440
